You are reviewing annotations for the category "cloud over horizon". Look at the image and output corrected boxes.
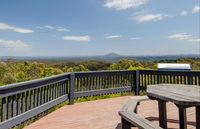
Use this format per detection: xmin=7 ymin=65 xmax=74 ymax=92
xmin=0 ymin=40 xmax=30 ymax=50
xmin=104 ymin=0 xmax=148 ymax=10
xmin=188 ymin=38 xmax=200 ymax=42
xmin=37 ymin=25 xmax=70 ymax=32
xmin=130 ymin=37 xmax=141 ymax=40
xmin=105 ymin=35 xmax=122 ymax=39
xmin=62 ymin=35 xmax=91 ymax=41
xmin=180 ymin=10 xmax=188 ymax=16
xmin=132 ymin=12 xmax=168 ymax=22
xmin=0 ymin=22 xmax=33 ymax=33
xmin=168 ymin=33 xmax=192 ymax=40
xmin=192 ymin=5 xmax=200 ymax=13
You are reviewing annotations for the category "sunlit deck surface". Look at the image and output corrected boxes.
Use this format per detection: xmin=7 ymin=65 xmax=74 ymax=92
xmin=24 ymin=96 xmax=196 ymax=129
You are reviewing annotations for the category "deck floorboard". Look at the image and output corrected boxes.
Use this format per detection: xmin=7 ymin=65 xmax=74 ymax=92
xmin=24 ymin=96 xmax=196 ymax=129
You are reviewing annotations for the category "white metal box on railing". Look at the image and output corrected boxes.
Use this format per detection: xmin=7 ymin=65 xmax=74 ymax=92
xmin=157 ymin=63 xmax=191 ymax=70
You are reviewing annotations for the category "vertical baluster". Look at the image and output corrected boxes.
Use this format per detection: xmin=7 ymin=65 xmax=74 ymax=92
xmin=7 ymin=96 xmax=12 ymax=119
xmin=179 ymin=75 xmax=181 ymax=84
xmin=91 ymin=76 xmax=93 ymax=90
xmin=166 ymin=75 xmax=169 ymax=83
xmin=52 ymin=84 xmax=55 ymax=100
xmin=46 ymin=85 xmax=49 ymax=102
xmin=59 ymin=82 xmax=61 ymax=97
xmin=144 ymin=74 xmax=147 ymax=88
xmin=26 ymin=91 xmax=29 ymax=111
xmin=1 ymin=97 xmax=7 ymax=121
xmin=64 ymin=80 xmax=67 ymax=95
xmin=61 ymin=81 xmax=64 ymax=96
xmin=180 ymin=76 xmax=183 ymax=84
xmin=87 ymin=77 xmax=90 ymax=91
xmin=43 ymin=87 xmax=46 ymax=104
xmin=46 ymin=85 xmax=50 ymax=102
xmin=37 ymin=88 xmax=41 ymax=106
xmin=172 ymin=75 xmax=176 ymax=84
xmin=17 ymin=94 xmax=21 ymax=115
xmin=83 ymin=77 xmax=86 ymax=91
xmin=49 ymin=85 xmax=51 ymax=101
xmin=99 ymin=76 xmax=102 ymax=89
xmin=40 ymin=87 xmax=43 ymax=105
xmin=195 ymin=76 xmax=198 ymax=85
xmin=59 ymin=82 xmax=62 ymax=97
xmin=51 ymin=84 xmax=54 ymax=100
xmin=56 ymin=83 xmax=60 ymax=97
xmin=80 ymin=77 xmax=82 ymax=91
xmin=154 ymin=74 xmax=157 ymax=84
xmin=93 ymin=76 xmax=95 ymax=90
xmin=101 ymin=76 xmax=103 ymax=89
xmin=157 ymin=74 xmax=160 ymax=84
xmin=21 ymin=92 xmax=25 ymax=113
xmin=106 ymin=76 xmax=108 ymax=88
xmin=31 ymin=90 xmax=34 ymax=109
xmin=89 ymin=77 xmax=92 ymax=90
xmin=95 ymin=76 xmax=97 ymax=90
xmin=13 ymin=95 xmax=17 ymax=117
xmin=76 ymin=78 xmax=79 ymax=92
xmin=35 ymin=89 xmax=38 ymax=107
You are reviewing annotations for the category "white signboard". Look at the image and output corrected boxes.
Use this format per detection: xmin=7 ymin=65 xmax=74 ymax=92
xmin=157 ymin=63 xmax=191 ymax=70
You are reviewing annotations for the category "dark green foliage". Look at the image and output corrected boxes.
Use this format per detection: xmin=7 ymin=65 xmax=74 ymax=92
xmin=0 ymin=57 xmax=199 ymax=86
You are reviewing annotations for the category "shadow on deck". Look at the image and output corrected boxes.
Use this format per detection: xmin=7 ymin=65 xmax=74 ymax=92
xmin=24 ymin=96 xmax=196 ymax=129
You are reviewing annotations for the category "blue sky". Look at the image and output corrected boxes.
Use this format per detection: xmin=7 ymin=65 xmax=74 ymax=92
xmin=0 ymin=0 xmax=199 ymax=56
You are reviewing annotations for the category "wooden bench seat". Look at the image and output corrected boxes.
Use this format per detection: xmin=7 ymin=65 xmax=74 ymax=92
xmin=118 ymin=96 xmax=162 ymax=129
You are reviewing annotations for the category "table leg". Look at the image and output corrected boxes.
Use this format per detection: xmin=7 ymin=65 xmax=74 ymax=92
xmin=121 ymin=118 xmax=131 ymax=129
xmin=196 ymin=106 xmax=200 ymax=129
xmin=158 ymin=100 xmax=167 ymax=129
xmin=178 ymin=106 xmax=187 ymax=129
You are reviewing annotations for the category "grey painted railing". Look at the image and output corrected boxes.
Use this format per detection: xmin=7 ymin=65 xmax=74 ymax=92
xmin=0 ymin=69 xmax=199 ymax=128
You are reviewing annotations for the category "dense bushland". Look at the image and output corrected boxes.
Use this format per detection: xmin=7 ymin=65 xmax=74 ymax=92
xmin=0 ymin=57 xmax=199 ymax=86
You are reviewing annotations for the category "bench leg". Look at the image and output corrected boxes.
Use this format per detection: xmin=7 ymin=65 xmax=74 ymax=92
xmin=158 ymin=100 xmax=167 ymax=129
xmin=196 ymin=106 xmax=200 ymax=129
xmin=134 ymin=102 xmax=140 ymax=113
xmin=121 ymin=118 xmax=132 ymax=129
xmin=178 ymin=106 xmax=187 ymax=129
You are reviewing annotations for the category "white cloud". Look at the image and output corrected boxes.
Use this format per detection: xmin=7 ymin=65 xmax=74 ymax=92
xmin=168 ymin=33 xmax=192 ymax=40
xmin=105 ymin=35 xmax=121 ymax=39
xmin=0 ymin=40 xmax=30 ymax=50
xmin=44 ymin=25 xmax=55 ymax=29
xmin=37 ymin=25 xmax=70 ymax=32
xmin=193 ymin=5 xmax=200 ymax=13
xmin=130 ymin=37 xmax=141 ymax=40
xmin=0 ymin=22 xmax=33 ymax=33
xmin=56 ymin=27 xmax=70 ymax=32
xmin=132 ymin=13 xmax=168 ymax=22
xmin=180 ymin=10 xmax=188 ymax=16
xmin=62 ymin=35 xmax=91 ymax=41
xmin=188 ymin=38 xmax=200 ymax=42
xmin=104 ymin=0 xmax=148 ymax=10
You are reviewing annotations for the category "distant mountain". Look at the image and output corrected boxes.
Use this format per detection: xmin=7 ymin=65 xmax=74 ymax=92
xmin=104 ymin=53 xmax=121 ymax=57
xmin=0 ymin=54 xmax=199 ymax=63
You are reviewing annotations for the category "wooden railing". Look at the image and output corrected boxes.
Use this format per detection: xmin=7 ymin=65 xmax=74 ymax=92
xmin=0 ymin=69 xmax=199 ymax=128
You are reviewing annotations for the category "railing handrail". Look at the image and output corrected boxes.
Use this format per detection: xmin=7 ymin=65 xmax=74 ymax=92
xmin=139 ymin=69 xmax=200 ymax=72
xmin=1 ymin=69 xmax=200 ymax=90
xmin=0 ymin=73 xmax=71 ymax=90
xmin=74 ymin=69 xmax=136 ymax=74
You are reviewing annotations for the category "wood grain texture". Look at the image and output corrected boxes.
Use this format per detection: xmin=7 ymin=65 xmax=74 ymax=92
xmin=147 ymin=84 xmax=200 ymax=106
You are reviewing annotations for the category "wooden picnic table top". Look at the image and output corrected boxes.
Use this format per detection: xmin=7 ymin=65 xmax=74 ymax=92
xmin=147 ymin=84 xmax=200 ymax=106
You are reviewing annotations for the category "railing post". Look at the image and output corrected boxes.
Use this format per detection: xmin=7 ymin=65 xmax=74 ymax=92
xmin=135 ymin=70 xmax=140 ymax=95
xmin=69 ymin=73 xmax=75 ymax=105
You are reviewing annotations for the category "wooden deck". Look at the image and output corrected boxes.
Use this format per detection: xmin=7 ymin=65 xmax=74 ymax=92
xmin=24 ymin=96 xmax=196 ymax=129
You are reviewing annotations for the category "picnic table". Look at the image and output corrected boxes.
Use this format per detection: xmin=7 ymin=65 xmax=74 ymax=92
xmin=147 ymin=84 xmax=200 ymax=129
